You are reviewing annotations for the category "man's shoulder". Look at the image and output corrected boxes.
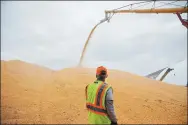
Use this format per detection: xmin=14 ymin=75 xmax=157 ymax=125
xmin=85 ymin=82 xmax=93 ymax=88
xmin=105 ymin=86 xmax=114 ymax=100
xmin=104 ymin=83 xmax=113 ymax=94
xmin=104 ymin=82 xmax=112 ymax=88
xmin=85 ymin=84 xmax=90 ymax=89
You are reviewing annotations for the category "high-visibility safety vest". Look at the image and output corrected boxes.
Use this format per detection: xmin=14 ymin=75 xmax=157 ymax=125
xmin=85 ymin=80 xmax=112 ymax=124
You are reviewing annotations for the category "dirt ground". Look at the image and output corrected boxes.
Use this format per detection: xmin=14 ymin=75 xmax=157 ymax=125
xmin=1 ymin=60 xmax=187 ymax=124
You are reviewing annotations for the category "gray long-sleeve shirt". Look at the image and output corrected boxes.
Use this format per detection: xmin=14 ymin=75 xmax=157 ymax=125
xmin=105 ymin=88 xmax=117 ymax=123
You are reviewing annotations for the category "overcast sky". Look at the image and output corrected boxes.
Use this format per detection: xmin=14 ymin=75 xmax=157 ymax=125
xmin=1 ymin=1 xmax=187 ymax=86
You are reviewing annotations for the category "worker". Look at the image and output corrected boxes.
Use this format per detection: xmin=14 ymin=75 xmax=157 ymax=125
xmin=85 ymin=66 xmax=118 ymax=125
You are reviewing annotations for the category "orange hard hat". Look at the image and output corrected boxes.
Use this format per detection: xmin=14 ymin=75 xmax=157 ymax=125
xmin=96 ymin=66 xmax=108 ymax=76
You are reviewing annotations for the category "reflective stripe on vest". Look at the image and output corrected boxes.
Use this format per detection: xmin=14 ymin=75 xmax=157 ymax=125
xmin=86 ymin=104 xmax=107 ymax=116
xmin=86 ymin=82 xmax=108 ymax=116
xmin=96 ymin=83 xmax=108 ymax=106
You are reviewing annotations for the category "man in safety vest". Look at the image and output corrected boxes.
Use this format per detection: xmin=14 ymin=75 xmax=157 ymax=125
xmin=85 ymin=66 xmax=118 ymax=125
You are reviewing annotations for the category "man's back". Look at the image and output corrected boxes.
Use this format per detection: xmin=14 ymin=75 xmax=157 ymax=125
xmin=85 ymin=66 xmax=118 ymax=125
xmin=86 ymin=80 xmax=111 ymax=124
